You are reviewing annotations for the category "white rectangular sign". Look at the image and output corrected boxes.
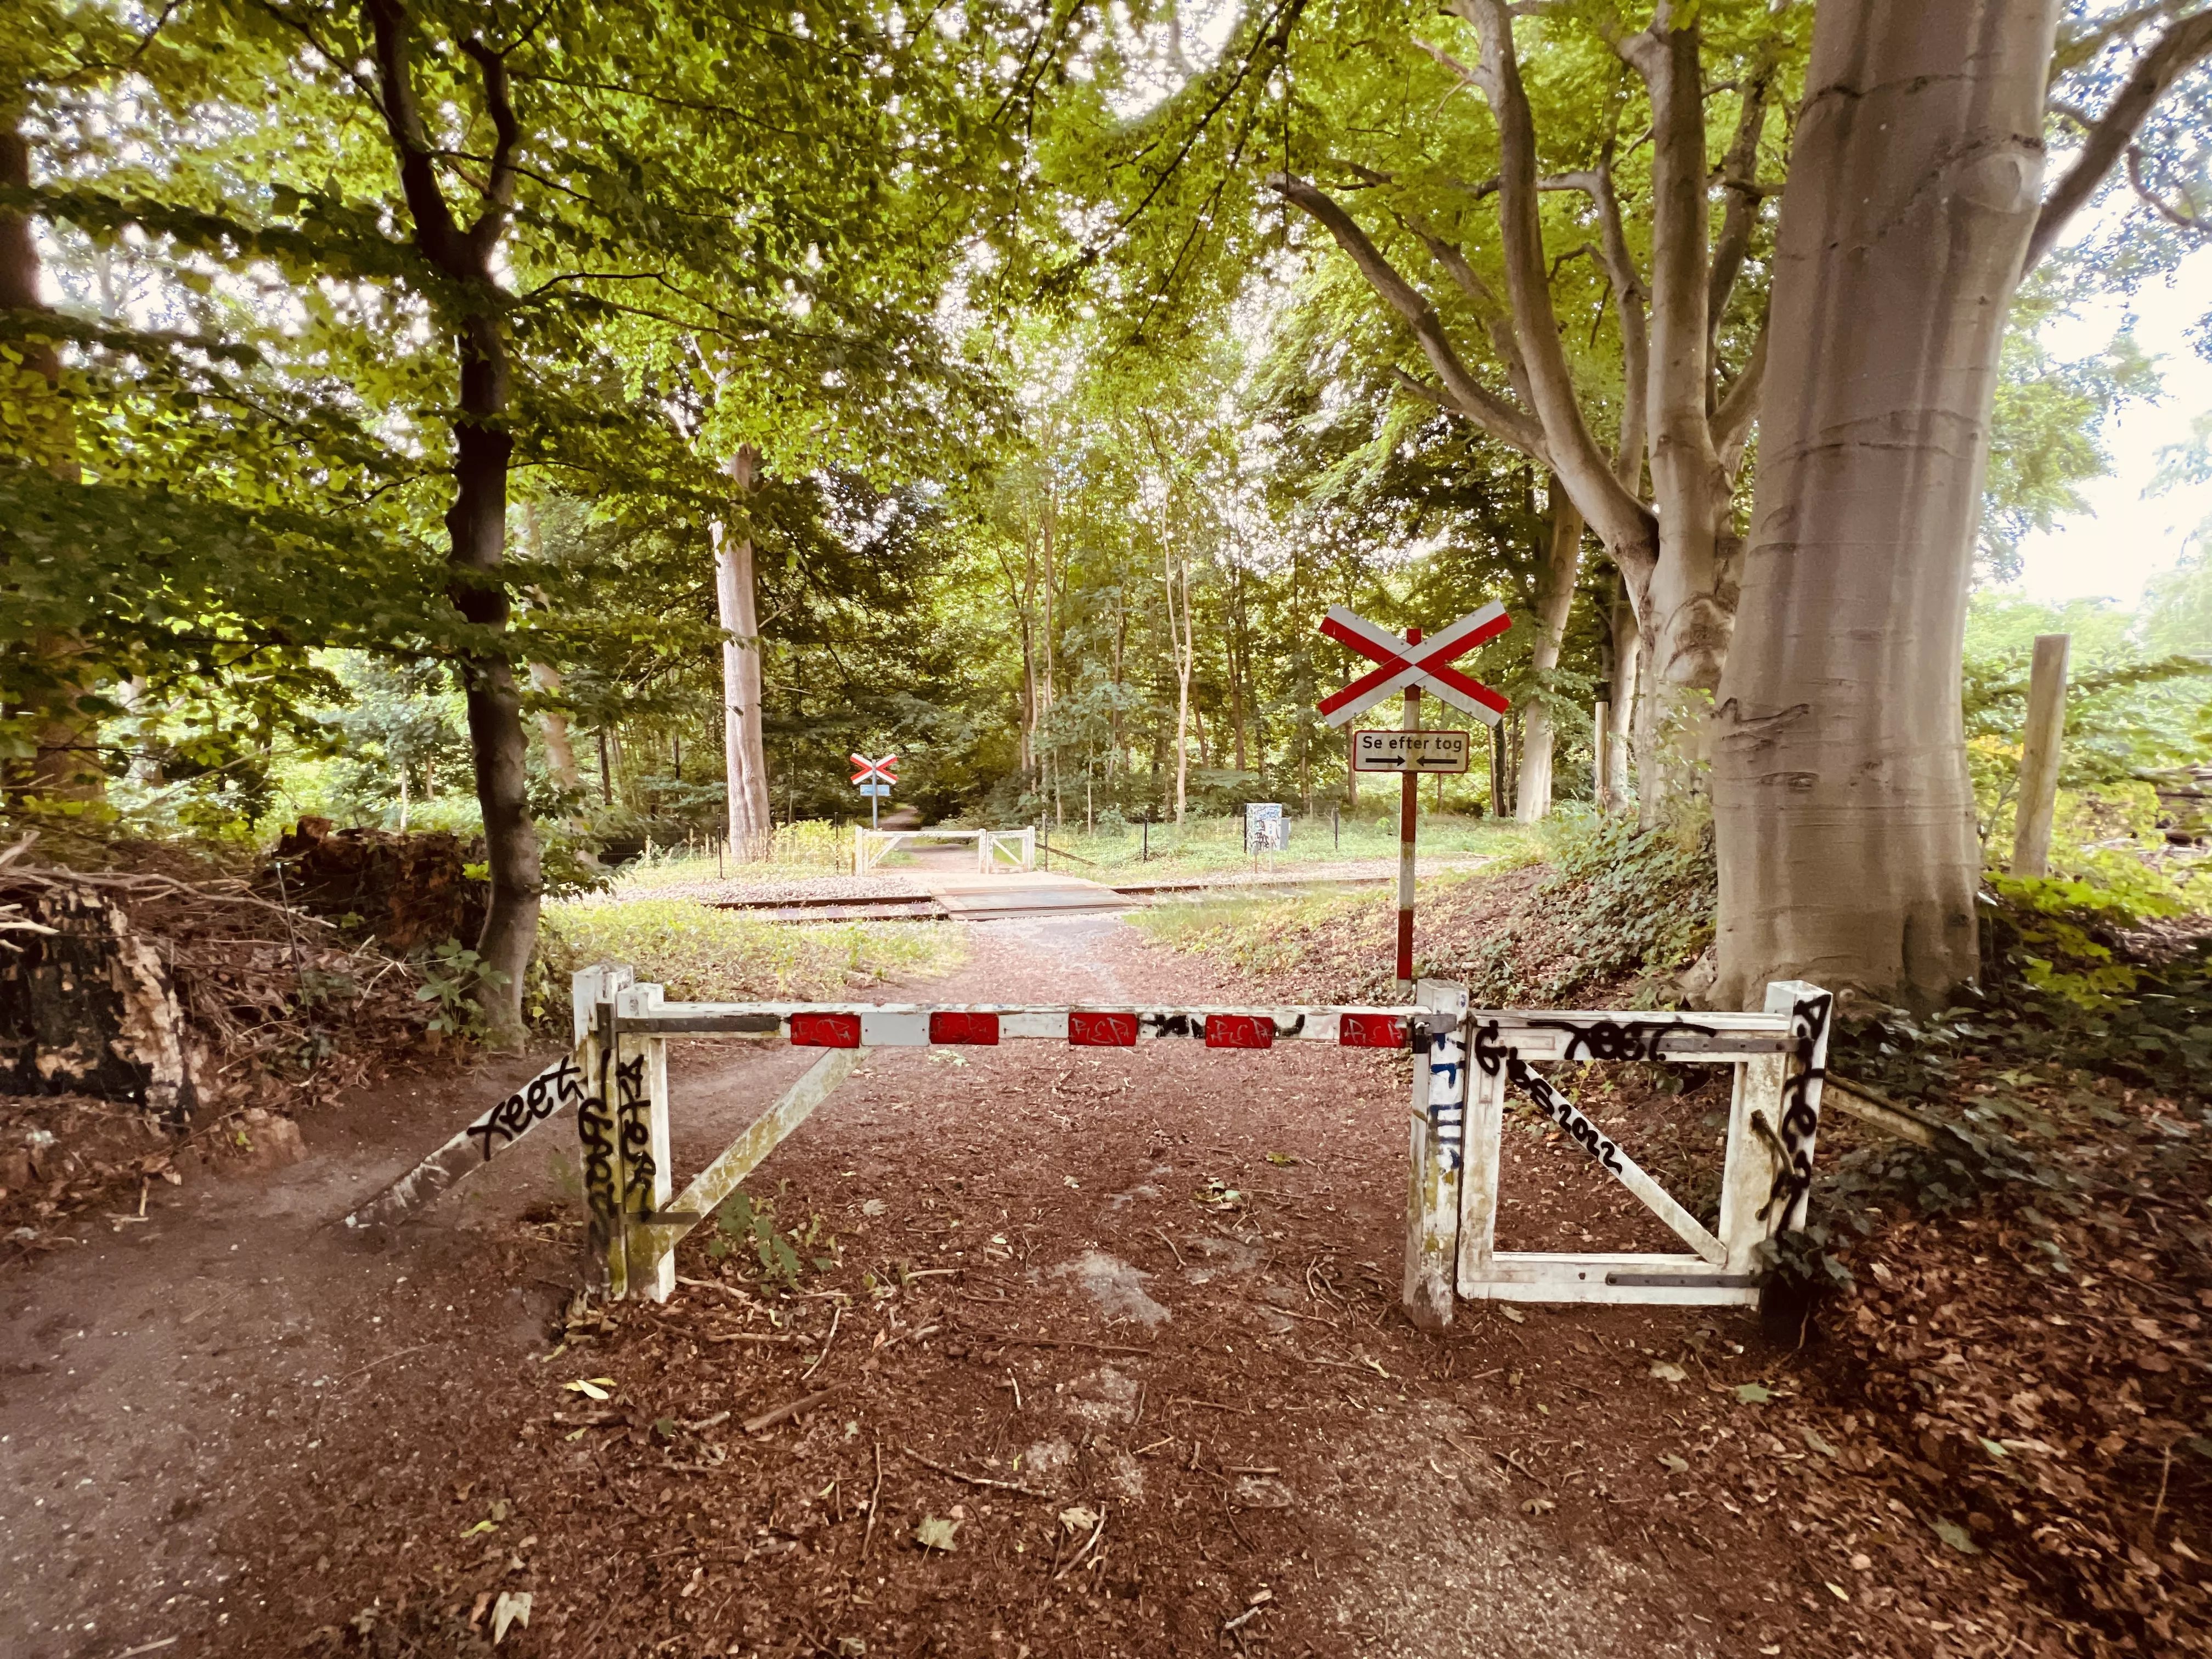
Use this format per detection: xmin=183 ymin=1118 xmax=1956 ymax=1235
xmin=1352 ymin=729 xmax=1472 ymax=774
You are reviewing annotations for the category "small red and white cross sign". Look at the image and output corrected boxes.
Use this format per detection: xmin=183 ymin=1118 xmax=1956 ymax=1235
xmin=849 ymin=753 xmax=899 ymax=786
xmin=1316 ymin=603 xmax=1513 ymax=726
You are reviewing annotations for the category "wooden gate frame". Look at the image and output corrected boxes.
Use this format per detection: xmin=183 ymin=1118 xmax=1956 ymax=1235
xmin=1405 ymin=979 xmax=1833 ymax=1318
xmin=346 ymin=968 xmax=1828 ymax=1325
xmin=852 ymin=827 xmax=1036 ymax=874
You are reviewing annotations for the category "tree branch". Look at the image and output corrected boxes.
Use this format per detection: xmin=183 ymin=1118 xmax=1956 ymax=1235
xmin=2125 ymin=142 xmax=2209 ymax=235
xmin=2026 ymin=8 xmax=2212 ymax=273
xmin=363 ymin=0 xmax=469 ymax=274
xmin=1540 ymin=157 xmax=1647 ymax=490
xmin=1711 ymin=309 xmax=1768 ymax=481
xmin=1706 ymin=45 xmax=1776 ymax=343
xmin=1409 ymin=230 xmax=1537 ymax=412
xmin=1442 ymin=0 xmax=1656 ymax=571
xmin=1268 ymin=171 xmax=1551 ymax=464
xmin=460 ymin=36 xmax=522 ymax=266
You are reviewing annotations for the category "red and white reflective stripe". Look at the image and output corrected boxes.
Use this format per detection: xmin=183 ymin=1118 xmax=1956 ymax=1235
xmin=623 ymin=1002 xmax=1419 ymax=1050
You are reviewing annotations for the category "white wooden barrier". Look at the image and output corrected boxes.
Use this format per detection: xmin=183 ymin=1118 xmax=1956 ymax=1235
xmin=348 ymin=966 xmax=1829 ymax=1327
xmin=853 ymin=826 xmax=1035 ymax=874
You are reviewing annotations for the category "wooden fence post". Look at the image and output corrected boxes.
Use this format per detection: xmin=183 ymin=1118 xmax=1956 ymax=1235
xmin=1403 ymin=979 xmax=1468 ymax=1330
xmin=2011 ymin=632 xmax=2070 ymax=878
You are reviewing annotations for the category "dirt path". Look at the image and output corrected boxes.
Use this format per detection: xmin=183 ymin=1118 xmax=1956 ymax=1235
xmin=2 ymin=916 xmax=1956 ymax=1658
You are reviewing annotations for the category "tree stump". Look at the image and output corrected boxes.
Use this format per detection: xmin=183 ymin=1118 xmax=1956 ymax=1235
xmin=0 ymin=880 xmax=197 ymax=1120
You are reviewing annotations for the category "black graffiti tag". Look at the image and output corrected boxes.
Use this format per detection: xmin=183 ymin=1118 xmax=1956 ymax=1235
xmin=465 ymin=1054 xmax=586 ymax=1161
xmin=1758 ymin=992 xmax=1832 ymax=1225
xmin=1473 ymin=1020 xmax=1508 ymax=1077
xmin=1504 ymin=1049 xmax=1624 ymax=1176
xmin=1522 ymin=1017 xmax=1721 ymax=1063
xmin=614 ymin=1051 xmax=658 ymax=1202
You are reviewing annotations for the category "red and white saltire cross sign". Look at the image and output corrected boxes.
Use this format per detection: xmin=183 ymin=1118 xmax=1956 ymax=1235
xmin=1316 ymin=603 xmax=1513 ymax=727
xmin=850 ymin=753 xmax=899 ymax=786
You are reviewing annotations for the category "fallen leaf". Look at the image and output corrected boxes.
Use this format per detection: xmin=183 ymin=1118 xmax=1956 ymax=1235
xmin=1058 ymin=1506 xmax=1100 ymax=1534
xmin=915 ymin=1515 xmax=960 ymax=1553
xmin=1733 ymin=1383 xmax=1772 ymax=1404
xmin=562 ymin=1378 xmax=614 ymax=1401
xmin=461 ymin=1520 xmax=496 ymax=1538
xmin=1496 ymin=1305 xmax=1526 ymax=1324
xmin=1649 ymin=1362 xmax=1688 ymax=1383
xmin=1264 ymin=1153 xmax=1298 ymax=1167
xmin=1978 ymin=1436 xmax=2007 ymax=1458
xmin=861 ymin=1199 xmax=887 ymax=1217
xmin=1519 ymin=1497 xmax=1555 ymax=1515
xmin=490 ymin=1590 xmax=532 ymax=1645
xmin=1930 ymin=1518 xmax=1981 ymax=1555
xmin=1825 ymin=1582 xmax=1850 ymax=1602
xmin=1801 ymin=1427 xmax=1839 ymax=1458
xmin=1658 ymin=1453 xmax=1690 ymax=1475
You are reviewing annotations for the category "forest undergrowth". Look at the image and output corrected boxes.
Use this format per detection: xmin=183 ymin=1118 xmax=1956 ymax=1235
xmin=1 ymin=826 xmax=958 ymax=1264
xmin=1143 ymin=815 xmax=2212 ymax=1654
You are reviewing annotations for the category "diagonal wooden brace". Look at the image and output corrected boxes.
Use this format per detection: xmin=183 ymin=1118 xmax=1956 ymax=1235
xmin=624 ymin=1048 xmax=863 ymax=1268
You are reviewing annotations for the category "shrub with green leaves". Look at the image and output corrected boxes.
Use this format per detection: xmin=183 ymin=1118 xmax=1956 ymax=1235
xmin=706 ymin=1191 xmax=838 ymax=1291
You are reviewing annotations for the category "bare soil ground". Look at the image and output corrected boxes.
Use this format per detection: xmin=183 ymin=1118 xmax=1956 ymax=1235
xmin=0 ymin=912 xmax=2085 ymax=1659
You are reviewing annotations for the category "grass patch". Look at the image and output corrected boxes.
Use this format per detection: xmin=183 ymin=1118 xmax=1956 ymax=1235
xmin=1131 ymin=867 xmax=1515 ymax=998
xmin=538 ymin=897 xmax=963 ymax=1002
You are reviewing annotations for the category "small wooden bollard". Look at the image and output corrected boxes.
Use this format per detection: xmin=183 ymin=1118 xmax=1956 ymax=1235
xmin=2011 ymin=632 xmax=2070 ymax=878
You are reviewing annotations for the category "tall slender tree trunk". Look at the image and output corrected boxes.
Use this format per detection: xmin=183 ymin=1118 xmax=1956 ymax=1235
xmin=1712 ymin=0 xmax=2057 ymax=1009
xmin=448 ymin=315 xmax=540 ymax=1047
xmin=1165 ymin=535 xmax=1194 ymax=825
xmin=528 ymin=662 xmax=582 ymax=790
xmin=1608 ymin=584 xmax=1641 ymax=810
xmin=517 ymin=515 xmax=582 ymax=795
xmin=2 ymin=125 xmax=104 ymax=804
xmin=714 ymin=444 xmax=772 ymax=856
xmin=365 ymin=3 xmax=540 ymax=1046
xmin=1516 ymin=479 xmax=1584 ymax=823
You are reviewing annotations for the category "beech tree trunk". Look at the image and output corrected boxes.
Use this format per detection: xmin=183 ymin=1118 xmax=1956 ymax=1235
xmin=714 ymin=444 xmax=772 ymax=855
xmin=1516 ymin=479 xmax=1583 ymax=823
xmin=448 ymin=316 xmax=541 ymax=1048
xmin=1712 ymin=0 xmax=2058 ymax=1009
xmin=1608 ymin=585 xmax=1640 ymax=809
xmin=365 ymin=2 xmax=539 ymax=1047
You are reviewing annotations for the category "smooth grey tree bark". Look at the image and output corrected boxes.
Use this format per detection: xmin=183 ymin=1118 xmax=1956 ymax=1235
xmin=1712 ymin=0 xmax=2057 ymax=1008
xmin=1712 ymin=0 xmax=2212 ymax=1010
xmin=1516 ymin=481 xmax=1583 ymax=823
xmin=714 ymin=444 xmax=774 ymax=856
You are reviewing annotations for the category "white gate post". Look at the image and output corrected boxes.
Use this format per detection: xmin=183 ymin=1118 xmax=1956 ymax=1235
xmin=1403 ymin=979 xmax=1469 ymax=1330
xmin=1454 ymin=1017 xmax=1508 ymax=1295
xmin=613 ymin=982 xmax=676 ymax=1301
xmin=573 ymin=966 xmax=633 ymax=1295
xmin=1718 ymin=980 xmax=1834 ymax=1273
